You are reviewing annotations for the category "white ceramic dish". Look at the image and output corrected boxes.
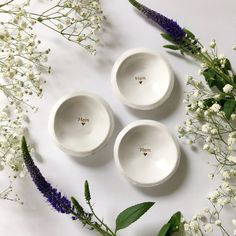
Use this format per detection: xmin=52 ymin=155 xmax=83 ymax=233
xmin=111 ymin=48 xmax=174 ymax=110
xmin=114 ymin=120 xmax=180 ymax=187
xmin=49 ymin=92 xmax=114 ymax=157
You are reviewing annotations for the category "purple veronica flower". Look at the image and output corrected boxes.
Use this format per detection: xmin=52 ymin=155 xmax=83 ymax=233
xmin=128 ymin=0 xmax=185 ymax=43
xmin=21 ymin=137 xmax=72 ymax=214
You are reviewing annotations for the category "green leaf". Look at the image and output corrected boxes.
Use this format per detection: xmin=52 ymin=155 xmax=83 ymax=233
xmin=157 ymin=223 xmax=171 ymax=236
xmin=71 ymin=197 xmax=84 ymax=214
xmin=168 ymin=211 xmax=181 ymax=234
xmin=115 ymin=202 xmax=155 ymax=232
xmin=161 ymin=33 xmax=174 ymax=43
xmin=203 ymin=68 xmax=216 ymax=87
xmin=183 ymin=28 xmax=195 ymax=39
xmin=223 ymin=99 xmax=236 ymax=119
xmin=203 ymin=98 xmax=215 ymax=108
xmin=225 ymin=58 xmax=232 ymax=70
xmin=163 ymin=45 xmax=180 ymax=50
xmin=202 ymin=68 xmax=227 ymax=91
xmin=84 ymin=180 xmax=91 ymax=201
xmin=157 ymin=212 xmax=182 ymax=236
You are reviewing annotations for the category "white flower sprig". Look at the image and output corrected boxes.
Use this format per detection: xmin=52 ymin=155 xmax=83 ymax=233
xmin=0 ymin=0 xmax=104 ymax=201
xmin=178 ymin=43 xmax=236 ymax=236
xmin=0 ymin=1 xmax=50 ymax=193
xmin=0 ymin=175 xmax=23 ymax=204
xmin=29 ymin=0 xmax=105 ymax=55
xmin=0 ymin=0 xmax=50 ymax=112
xmin=179 ymin=76 xmax=236 ymax=169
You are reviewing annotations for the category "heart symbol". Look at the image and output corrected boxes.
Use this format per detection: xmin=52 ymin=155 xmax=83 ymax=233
xmin=81 ymin=122 xmax=85 ymax=126
xmin=139 ymin=81 xmax=143 ymax=84
xmin=144 ymin=153 xmax=147 ymax=156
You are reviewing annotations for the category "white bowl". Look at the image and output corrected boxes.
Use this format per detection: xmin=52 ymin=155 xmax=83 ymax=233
xmin=114 ymin=120 xmax=180 ymax=187
xmin=111 ymin=48 xmax=174 ymax=110
xmin=49 ymin=92 xmax=114 ymax=157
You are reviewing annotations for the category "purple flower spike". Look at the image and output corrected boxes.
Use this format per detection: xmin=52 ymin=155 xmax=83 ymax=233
xmin=129 ymin=0 xmax=185 ymax=43
xmin=21 ymin=137 xmax=72 ymax=214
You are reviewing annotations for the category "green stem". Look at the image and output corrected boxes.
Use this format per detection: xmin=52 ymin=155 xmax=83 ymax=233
xmin=87 ymin=201 xmax=116 ymax=236
xmin=0 ymin=0 xmax=13 ymax=8
xmin=71 ymin=211 xmax=114 ymax=236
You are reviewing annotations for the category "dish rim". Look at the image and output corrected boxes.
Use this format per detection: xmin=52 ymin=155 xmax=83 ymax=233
xmin=48 ymin=91 xmax=114 ymax=157
xmin=111 ymin=48 xmax=174 ymax=110
xmin=113 ymin=120 xmax=180 ymax=187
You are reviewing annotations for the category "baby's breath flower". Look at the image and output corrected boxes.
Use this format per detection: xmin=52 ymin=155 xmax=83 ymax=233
xmin=223 ymin=84 xmax=233 ymax=93
xmin=203 ymin=144 xmax=210 ymax=151
xmin=202 ymin=123 xmax=211 ymax=133
xmin=218 ymin=54 xmax=225 ymax=59
xmin=209 ymin=191 xmax=220 ymax=202
xmin=190 ymin=220 xmax=200 ymax=233
xmin=208 ymin=173 xmax=214 ymax=180
xmin=204 ymin=223 xmax=213 ymax=233
xmin=231 ymin=114 xmax=236 ymax=120
xmin=221 ymin=170 xmax=231 ymax=180
xmin=184 ymin=223 xmax=190 ymax=231
xmin=215 ymin=220 xmax=221 ymax=226
xmin=210 ymin=40 xmax=216 ymax=48
xmin=210 ymin=103 xmax=221 ymax=113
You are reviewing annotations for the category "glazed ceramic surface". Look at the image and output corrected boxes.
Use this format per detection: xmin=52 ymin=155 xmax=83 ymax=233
xmin=114 ymin=120 xmax=180 ymax=187
xmin=49 ymin=92 xmax=114 ymax=157
xmin=111 ymin=48 xmax=174 ymax=110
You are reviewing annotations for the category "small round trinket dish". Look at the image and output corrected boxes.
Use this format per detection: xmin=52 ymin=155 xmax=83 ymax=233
xmin=49 ymin=92 xmax=114 ymax=157
xmin=114 ymin=120 xmax=180 ymax=187
xmin=111 ymin=48 xmax=174 ymax=110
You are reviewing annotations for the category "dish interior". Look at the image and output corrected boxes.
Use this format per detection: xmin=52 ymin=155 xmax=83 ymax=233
xmin=116 ymin=52 xmax=171 ymax=106
xmin=118 ymin=124 xmax=178 ymax=185
xmin=54 ymin=95 xmax=110 ymax=153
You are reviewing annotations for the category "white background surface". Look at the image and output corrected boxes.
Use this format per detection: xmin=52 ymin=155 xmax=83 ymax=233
xmin=1 ymin=0 xmax=236 ymax=235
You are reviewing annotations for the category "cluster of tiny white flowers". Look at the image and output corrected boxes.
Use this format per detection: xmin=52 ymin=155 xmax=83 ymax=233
xmin=179 ymin=76 xmax=235 ymax=164
xmin=0 ymin=0 xmax=50 ymax=112
xmin=179 ymin=41 xmax=236 ymax=235
xmin=183 ymin=207 xmax=231 ymax=235
xmin=210 ymin=40 xmax=216 ymax=49
xmin=0 ymin=106 xmax=28 ymax=176
xmin=0 ymin=1 xmax=50 ymax=189
xmin=0 ymin=0 xmax=104 ymax=201
xmin=31 ymin=0 xmax=105 ymax=54
xmin=0 ymin=175 xmax=23 ymax=204
xmin=184 ymin=170 xmax=236 ymax=235
xmin=223 ymin=84 xmax=233 ymax=93
xmin=0 ymin=0 xmax=49 ymax=201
